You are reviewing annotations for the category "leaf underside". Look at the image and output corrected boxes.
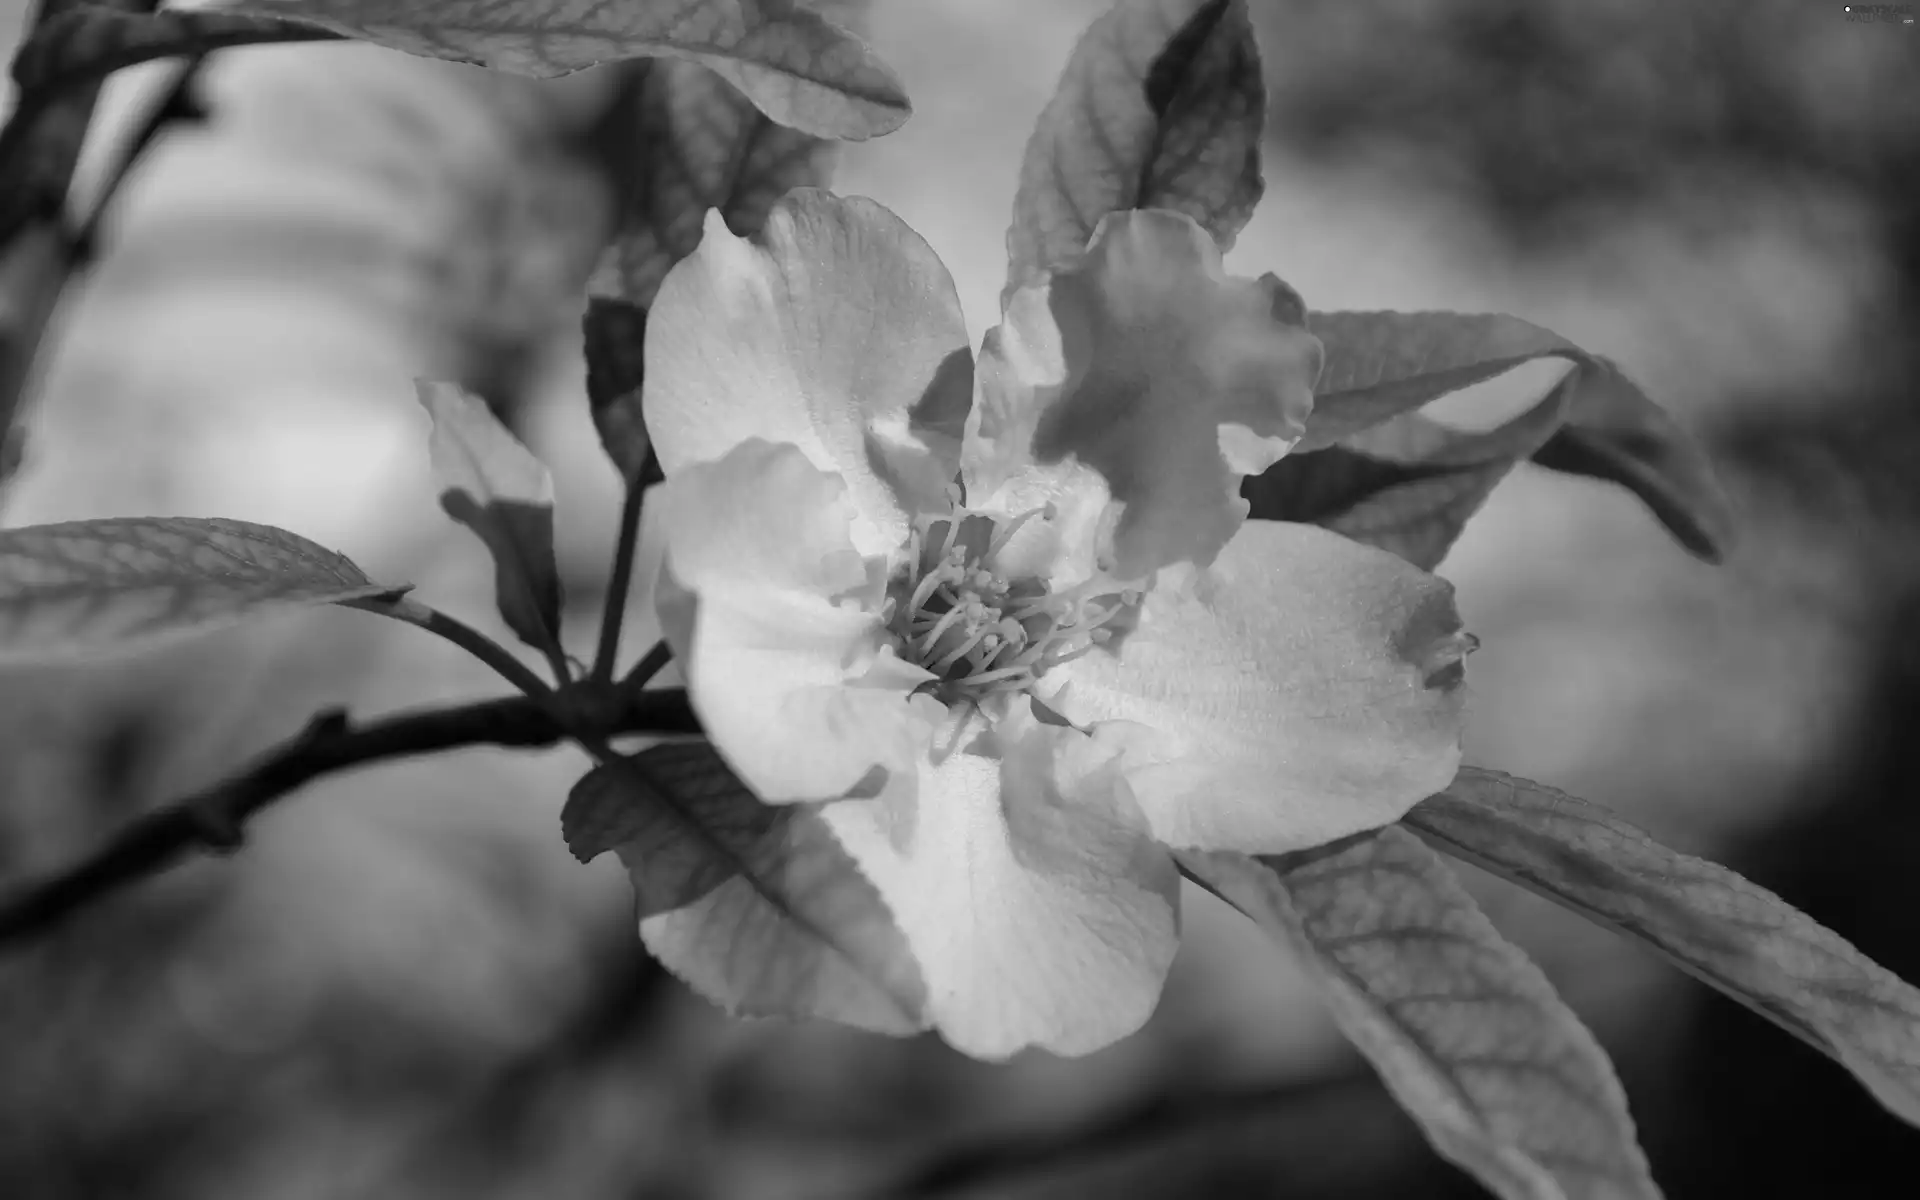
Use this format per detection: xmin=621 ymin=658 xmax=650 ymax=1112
xmin=1253 ymin=309 xmax=1733 ymax=566
xmin=566 ymin=743 xmax=928 ymax=1036
xmin=582 ymin=46 xmax=841 ymax=478
xmin=218 ymin=0 xmax=910 ymax=140
xmin=1182 ymin=837 xmax=1661 ymax=1200
xmin=415 ymin=379 xmax=564 ymax=660
xmin=1005 ymin=0 xmax=1265 ymax=297
xmin=1410 ymin=768 xmax=1920 ymax=1128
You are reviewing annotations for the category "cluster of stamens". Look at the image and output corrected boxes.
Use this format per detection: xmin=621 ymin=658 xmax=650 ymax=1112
xmin=882 ymin=506 xmax=1136 ymax=704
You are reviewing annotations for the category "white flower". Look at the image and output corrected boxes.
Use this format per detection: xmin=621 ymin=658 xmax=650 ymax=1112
xmin=637 ymin=189 xmax=1472 ymax=1058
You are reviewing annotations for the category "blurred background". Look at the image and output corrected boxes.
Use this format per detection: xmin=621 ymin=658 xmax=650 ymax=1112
xmin=1 ymin=1 xmax=1916 ymax=1196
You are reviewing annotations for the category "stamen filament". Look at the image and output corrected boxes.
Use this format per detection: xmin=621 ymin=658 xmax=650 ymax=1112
xmin=908 ymin=567 xmax=950 ymax=614
xmin=933 ymin=626 xmax=993 ymax=672
xmin=885 ymin=505 xmax=1140 ymax=703
xmin=935 ymin=520 xmax=961 ymax=561
xmin=918 ymin=602 xmax=971 ymax=653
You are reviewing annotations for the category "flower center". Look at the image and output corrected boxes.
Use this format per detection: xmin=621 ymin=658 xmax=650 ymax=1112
xmin=884 ymin=507 xmax=1136 ymax=705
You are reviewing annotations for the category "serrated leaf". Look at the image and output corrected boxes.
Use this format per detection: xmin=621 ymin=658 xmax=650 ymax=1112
xmin=566 ymin=743 xmax=927 ymax=1034
xmin=581 ymin=49 xmax=839 ymax=478
xmin=1245 ymin=361 xmax=1586 ymax=569
xmin=10 ymin=4 xmax=336 ymax=97
xmin=1182 ymin=835 xmax=1660 ymax=1200
xmin=1005 ymin=0 xmax=1264 ymax=295
xmin=415 ymin=379 xmax=563 ymax=662
xmin=1409 ymin=768 xmax=1920 ymax=1127
xmin=0 ymin=516 xmax=403 ymax=663
xmin=215 ymin=0 xmax=909 ymax=139
xmin=1291 ymin=310 xmax=1732 ymax=562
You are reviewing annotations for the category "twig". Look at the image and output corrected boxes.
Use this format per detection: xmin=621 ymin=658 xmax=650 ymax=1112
xmin=68 ymin=53 xmax=209 ymax=264
xmin=9 ymin=16 xmax=339 ymax=107
xmin=590 ymin=480 xmax=645 ymax=683
xmin=0 ymin=1 xmax=161 ymax=247
xmin=590 ymin=449 xmax=662 ymax=684
xmin=0 ymin=1 xmax=163 ymax=488
xmin=0 ymin=684 xmax=700 ymax=948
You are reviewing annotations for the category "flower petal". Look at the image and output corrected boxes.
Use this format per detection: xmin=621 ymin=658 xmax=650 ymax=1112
xmin=647 ymin=438 xmax=942 ymax=802
xmin=820 ymin=703 xmax=1181 ymax=1059
xmin=967 ymin=209 xmax=1322 ymax=579
xmin=1043 ymin=520 xmax=1471 ymax=853
xmin=643 ymin=189 xmax=974 ymax=554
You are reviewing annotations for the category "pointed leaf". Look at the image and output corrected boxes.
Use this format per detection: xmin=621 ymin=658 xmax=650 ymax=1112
xmin=1005 ymin=0 xmax=1265 ymax=294
xmin=10 ymin=4 xmax=336 ymax=97
xmin=1182 ymin=835 xmax=1660 ymax=1200
xmin=415 ymin=379 xmax=564 ymax=661
xmin=1409 ymin=768 xmax=1920 ymax=1127
xmin=1530 ymin=379 xmax=1735 ymax=562
xmin=581 ymin=297 xmax=655 ymax=482
xmin=217 ymin=0 xmax=909 ymax=139
xmin=568 ymin=743 xmax=928 ymax=1035
xmin=1292 ymin=310 xmax=1732 ymax=561
xmin=0 ymin=516 xmax=403 ymax=663
xmin=581 ymin=46 xmax=841 ymax=477
xmin=563 ymin=742 xmax=683 ymax=866
xmin=1297 ymin=311 xmax=1581 ymax=453
xmin=1244 ymin=361 xmax=1586 ymax=569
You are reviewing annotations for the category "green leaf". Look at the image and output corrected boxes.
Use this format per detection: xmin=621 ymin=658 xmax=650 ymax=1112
xmin=565 ymin=743 xmax=928 ymax=1034
xmin=1296 ymin=311 xmax=1581 ymax=453
xmin=1005 ymin=0 xmax=1265 ymax=295
xmin=1530 ymin=382 xmax=1735 ymax=563
xmin=415 ymin=379 xmax=563 ymax=663
xmin=218 ymin=0 xmax=910 ymax=139
xmin=589 ymin=57 xmax=841 ymax=310
xmin=1409 ymin=768 xmax=1920 ymax=1127
xmin=1245 ymin=361 xmax=1588 ymax=569
xmin=9 ymin=4 xmax=337 ymax=98
xmin=0 ymin=516 xmax=403 ymax=663
xmin=581 ymin=297 xmax=655 ymax=483
xmin=1182 ymin=834 xmax=1660 ymax=1200
xmin=581 ymin=46 xmax=841 ymax=478
xmin=1289 ymin=310 xmax=1733 ymax=562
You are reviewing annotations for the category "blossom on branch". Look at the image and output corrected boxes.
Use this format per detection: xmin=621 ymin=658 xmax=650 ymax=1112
xmin=637 ymin=188 xmax=1472 ymax=1058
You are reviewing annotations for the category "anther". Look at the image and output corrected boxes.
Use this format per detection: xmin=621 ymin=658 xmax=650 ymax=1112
xmin=888 ymin=505 xmax=1143 ymax=701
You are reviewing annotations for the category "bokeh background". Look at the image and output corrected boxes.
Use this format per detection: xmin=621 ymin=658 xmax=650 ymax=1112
xmin=2 ymin=1 xmax=1917 ymax=1196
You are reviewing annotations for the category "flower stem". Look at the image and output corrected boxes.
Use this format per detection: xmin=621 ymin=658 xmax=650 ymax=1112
xmin=349 ymin=594 xmax=553 ymax=698
xmin=622 ymin=639 xmax=673 ymax=689
xmin=591 ymin=450 xmax=661 ymax=684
